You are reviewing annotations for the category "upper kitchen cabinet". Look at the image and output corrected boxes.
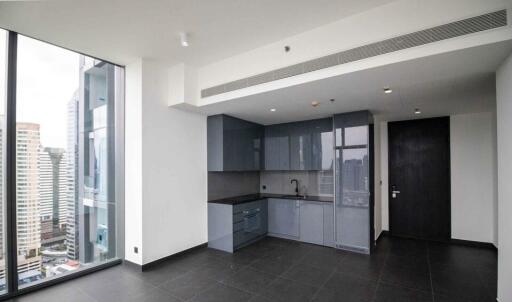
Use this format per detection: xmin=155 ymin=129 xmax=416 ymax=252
xmin=264 ymin=123 xmax=291 ymax=170
xmin=264 ymin=117 xmax=333 ymax=171
xmin=208 ymin=114 xmax=263 ymax=171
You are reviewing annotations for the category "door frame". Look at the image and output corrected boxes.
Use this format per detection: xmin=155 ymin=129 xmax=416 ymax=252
xmin=387 ymin=117 xmax=451 ymax=241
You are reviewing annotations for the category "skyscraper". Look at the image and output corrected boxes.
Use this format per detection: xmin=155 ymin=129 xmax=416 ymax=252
xmin=65 ymin=91 xmax=79 ymax=260
xmin=16 ymin=123 xmax=42 ymax=276
xmin=39 ymin=147 xmax=72 ymax=246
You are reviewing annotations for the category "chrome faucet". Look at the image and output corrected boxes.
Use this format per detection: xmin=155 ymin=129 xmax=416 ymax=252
xmin=290 ymin=179 xmax=299 ymax=197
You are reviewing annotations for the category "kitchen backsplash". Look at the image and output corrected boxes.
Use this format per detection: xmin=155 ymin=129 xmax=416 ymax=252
xmin=260 ymin=170 xmax=334 ymax=196
xmin=208 ymin=171 xmax=260 ymax=200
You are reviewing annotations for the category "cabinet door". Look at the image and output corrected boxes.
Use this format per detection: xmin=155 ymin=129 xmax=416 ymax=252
xmin=299 ymin=201 xmax=324 ymax=245
xmin=268 ymin=199 xmax=299 ymax=238
xmin=290 ymin=133 xmax=312 ymax=170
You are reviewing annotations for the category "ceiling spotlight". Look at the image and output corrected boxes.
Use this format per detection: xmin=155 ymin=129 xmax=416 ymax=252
xmin=414 ymin=108 xmax=421 ymax=115
xmin=270 ymin=108 xmax=276 ymax=112
xmin=179 ymin=32 xmax=189 ymax=47
xmin=383 ymin=87 xmax=393 ymax=94
xmin=311 ymin=101 xmax=320 ymax=107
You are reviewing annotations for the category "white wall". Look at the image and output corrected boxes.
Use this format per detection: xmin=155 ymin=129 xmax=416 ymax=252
xmin=124 ymin=60 xmax=143 ymax=265
xmin=378 ymin=114 xmax=498 ymax=244
xmin=125 ymin=59 xmax=208 ymax=265
xmin=450 ymin=112 xmax=497 ymax=244
xmin=496 ymin=52 xmax=512 ymax=302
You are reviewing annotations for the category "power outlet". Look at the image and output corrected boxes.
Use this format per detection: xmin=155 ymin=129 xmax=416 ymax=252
xmin=134 ymin=247 xmax=138 ymax=254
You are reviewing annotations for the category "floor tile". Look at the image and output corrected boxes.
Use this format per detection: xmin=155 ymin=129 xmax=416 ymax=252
xmin=281 ymin=263 xmax=332 ymax=287
xmin=316 ymin=272 xmax=377 ymax=302
xmin=373 ymin=283 xmax=432 ymax=302
xmin=248 ymin=257 xmax=294 ymax=276
xmin=222 ymin=267 xmax=276 ymax=294
xmin=159 ymin=269 xmax=216 ymax=301
xmin=336 ymin=253 xmax=384 ymax=281
xmin=259 ymin=277 xmax=319 ymax=302
xmin=381 ymin=264 xmax=431 ymax=291
xmin=190 ymin=283 xmax=252 ymax=302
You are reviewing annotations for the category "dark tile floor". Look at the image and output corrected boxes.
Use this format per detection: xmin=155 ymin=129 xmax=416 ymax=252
xmin=7 ymin=236 xmax=497 ymax=302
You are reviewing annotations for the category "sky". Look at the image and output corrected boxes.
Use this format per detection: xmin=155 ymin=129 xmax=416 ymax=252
xmin=4 ymin=33 xmax=80 ymax=149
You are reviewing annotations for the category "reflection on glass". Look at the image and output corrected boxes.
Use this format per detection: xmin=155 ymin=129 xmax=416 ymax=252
xmin=335 ymin=124 xmax=370 ymax=253
xmin=15 ymin=35 xmax=120 ymax=288
xmin=0 ymin=29 xmax=7 ymax=293
xmin=344 ymin=126 xmax=368 ymax=146
xmin=341 ymin=148 xmax=369 ymax=207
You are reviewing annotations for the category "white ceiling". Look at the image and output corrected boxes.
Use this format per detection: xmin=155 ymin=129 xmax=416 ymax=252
xmin=195 ymin=40 xmax=512 ymax=125
xmin=0 ymin=0 xmax=396 ymax=66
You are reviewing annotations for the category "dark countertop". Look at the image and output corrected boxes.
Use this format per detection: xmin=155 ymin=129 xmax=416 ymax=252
xmin=208 ymin=193 xmax=334 ymax=205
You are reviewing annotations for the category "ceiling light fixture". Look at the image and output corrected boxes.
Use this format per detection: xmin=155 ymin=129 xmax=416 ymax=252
xmin=311 ymin=101 xmax=320 ymax=107
xmin=414 ymin=108 xmax=421 ymax=115
xmin=383 ymin=87 xmax=393 ymax=94
xmin=270 ymin=108 xmax=276 ymax=112
xmin=179 ymin=32 xmax=189 ymax=47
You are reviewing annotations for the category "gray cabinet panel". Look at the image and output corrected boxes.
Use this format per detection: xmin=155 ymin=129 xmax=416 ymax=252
xmin=268 ymin=198 xmax=299 ymax=238
xmin=264 ymin=128 xmax=290 ymax=170
xmin=264 ymin=117 xmax=332 ymax=171
xmin=207 ymin=114 xmax=263 ymax=171
xmin=299 ymin=201 xmax=324 ymax=245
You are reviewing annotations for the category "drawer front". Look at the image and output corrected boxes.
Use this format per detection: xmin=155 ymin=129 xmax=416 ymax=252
xmin=233 ymin=199 xmax=264 ymax=214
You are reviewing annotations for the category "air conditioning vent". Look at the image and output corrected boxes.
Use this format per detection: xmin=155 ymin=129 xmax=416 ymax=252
xmin=201 ymin=10 xmax=507 ymax=98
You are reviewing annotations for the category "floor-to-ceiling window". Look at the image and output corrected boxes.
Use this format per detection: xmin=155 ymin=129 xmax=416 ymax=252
xmin=0 ymin=29 xmax=8 ymax=295
xmin=0 ymin=31 xmax=123 ymax=297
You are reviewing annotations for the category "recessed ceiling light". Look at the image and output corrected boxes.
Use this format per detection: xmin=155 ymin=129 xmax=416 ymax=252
xmin=179 ymin=32 xmax=189 ymax=47
xmin=383 ymin=87 xmax=393 ymax=94
xmin=270 ymin=108 xmax=276 ymax=112
xmin=414 ymin=108 xmax=421 ymax=115
xmin=311 ymin=101 xmax=320 ymax=107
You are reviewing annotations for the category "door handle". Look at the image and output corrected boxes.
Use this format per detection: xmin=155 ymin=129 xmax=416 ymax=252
xmin=391 ymin=190 xmax=400 ymax=198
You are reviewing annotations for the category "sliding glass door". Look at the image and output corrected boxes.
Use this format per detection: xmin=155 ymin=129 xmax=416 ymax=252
xmin=0 ymin=30 xmax=123 ymax=296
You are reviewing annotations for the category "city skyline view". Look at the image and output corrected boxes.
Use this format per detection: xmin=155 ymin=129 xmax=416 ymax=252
xmin=0 ymin=32 xmax=119 ymax=290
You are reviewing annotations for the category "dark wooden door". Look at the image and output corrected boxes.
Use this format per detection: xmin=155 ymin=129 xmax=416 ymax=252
xmin=388 ymin=117 xmax=451 ymax=241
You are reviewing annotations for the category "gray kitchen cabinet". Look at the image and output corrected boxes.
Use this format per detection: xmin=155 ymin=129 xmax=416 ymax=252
xmin=299 ymin=201 xmax=324 ymax=245
xmin=264 ymin=126 xmax=290 ymax=170
xmin=208 ymin=114 xmax=263 ymax=171
xmin=267 ymin=198 xmax=300 ymax=239
xmin=290 ymin=133 xmax=312 ymax=170
xmin=264 ymin=117 xmax=332 ymax=171
xmin=209 ymin=199 xmax=268 ymax=253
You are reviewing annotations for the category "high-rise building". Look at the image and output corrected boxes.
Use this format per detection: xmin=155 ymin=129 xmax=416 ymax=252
xmin=38 ymin=147 xmax=72 ymax=246
xmin=16 ymin=123 xmax=42 ymax=276
xmin=65 ymin=91 xmax=79 ymax=260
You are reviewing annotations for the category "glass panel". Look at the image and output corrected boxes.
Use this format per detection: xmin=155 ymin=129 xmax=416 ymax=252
xmin=335 ymin=147 xmax=370 ymax=252
xmin=0 ymin=29 xmax=8 ymax=294
xmin=15 ymin=35 xmax=120 ymax=288
xmin=344 ymin=126 xmax=368 ymax=146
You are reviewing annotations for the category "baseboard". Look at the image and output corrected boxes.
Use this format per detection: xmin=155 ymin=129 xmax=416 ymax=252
xmin=139 ymin=242 xmax=208 ymax=271
xmin=377 ymin=231 xmax=496 ymax=250
xmin=123 ymin=259 xmax=143 ymax=271
xmin=450 ymin=238 xmax=497 ymax=250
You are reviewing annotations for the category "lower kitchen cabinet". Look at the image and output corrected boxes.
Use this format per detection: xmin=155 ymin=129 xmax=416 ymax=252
xmin=299 ymin=201 xmax=324 ymax=245
xmin=208 ymin=199 xmax=267 ymax=253
xmin=268 ymin=198 xmax=300 ymax=239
